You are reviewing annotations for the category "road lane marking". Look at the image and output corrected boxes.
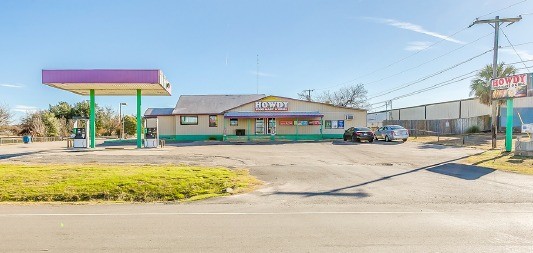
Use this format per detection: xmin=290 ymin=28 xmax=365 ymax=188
xmin=0 ymin=211 xmax=531 ymax=217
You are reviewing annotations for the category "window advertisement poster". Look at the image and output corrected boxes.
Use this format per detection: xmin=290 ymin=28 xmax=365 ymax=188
xmin=295 ymin=120 xmax=309 ymax=126
xmin=308 ymin=120 xmax=321 ymax=125
xmin=491 ymin=73 xmax=531 ymax=99
xmin=279 ymin=120 xmax=294 ymax=125
xmin=209 ymin=115 xmax=218 ymax=127
xmin=337 ymin=120 xmax=344 ymax=129
xmin=325 ymin=120 xmax=332 ymax=129
xmin=331 ymin=120 xmax=338 ymax=129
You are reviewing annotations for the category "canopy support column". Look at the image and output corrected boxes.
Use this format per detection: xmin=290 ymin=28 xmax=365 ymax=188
xmin=320 ymin=117 xmax=323 ymax=140
xmin=247 ymin=119 xmax=251 ymax=141
xmin=137 ymin=89 xmax=142 ymax=149
xmin=295 ymin=119 xmax=299 ymax=141
xmin=89 ymin=89 xmax=96 ymax=148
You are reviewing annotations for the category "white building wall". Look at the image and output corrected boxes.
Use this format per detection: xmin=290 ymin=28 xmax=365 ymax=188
xmin=426 ymin=101 xmax=460 ymax=120
xmin=157 ymin=116 xmax=176 ymax=136
xmin=460 ymin=99 xmax=490 ymax=118
xmin=399 ymin=106 xmax=425 ymax=120
xmin=174 ymin=114 xmax=224 ymax=135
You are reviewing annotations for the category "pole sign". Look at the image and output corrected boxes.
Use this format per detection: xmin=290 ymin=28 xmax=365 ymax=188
xmin=491 ymin=73 xmax=531 ymax=100
xmin=255 ymin=101 xmax=289 ymax=111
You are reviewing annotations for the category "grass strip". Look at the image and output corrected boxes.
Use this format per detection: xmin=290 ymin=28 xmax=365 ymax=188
xmin=0 ymin=164 xmax=260 ymax=202
xmin=461 ymin=150 xmax=533 ymax=175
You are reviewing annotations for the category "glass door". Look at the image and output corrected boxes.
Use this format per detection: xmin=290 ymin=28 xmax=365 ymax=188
xmin=255 ymin=118 xmax=265 ymax=135
xmin=267 ymin=118 xmax=276 ymax=134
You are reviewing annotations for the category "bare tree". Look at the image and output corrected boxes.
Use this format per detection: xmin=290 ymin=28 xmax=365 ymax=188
xmin=21 ymin=111 xmax=46 ymax=137
xmin=0 ymin=103 xmax=13 ymax=127
xmin=314 ymin=84 xmax=369 ymax=109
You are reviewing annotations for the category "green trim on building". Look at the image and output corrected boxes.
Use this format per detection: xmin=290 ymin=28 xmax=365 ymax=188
xmin=158 ymin=134 xmax=343 ymax=142
xmin=160 ymin=135 xmax=224 ymax=141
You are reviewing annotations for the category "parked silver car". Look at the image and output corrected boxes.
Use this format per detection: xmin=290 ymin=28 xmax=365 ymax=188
xmin=374 ymin=125 xmax=409 ymax=142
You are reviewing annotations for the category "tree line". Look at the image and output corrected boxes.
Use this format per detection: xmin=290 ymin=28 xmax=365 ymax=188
xmin=0 ymin=101 xmax=138 ymax=137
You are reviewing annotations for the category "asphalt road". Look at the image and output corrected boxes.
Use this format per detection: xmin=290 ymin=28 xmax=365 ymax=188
xmin=1 ymin=140 xmax=533 ymax=252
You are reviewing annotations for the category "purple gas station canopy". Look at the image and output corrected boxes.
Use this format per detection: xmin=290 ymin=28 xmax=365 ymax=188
xmin=42 ymin=69 xmax=172 ymax=96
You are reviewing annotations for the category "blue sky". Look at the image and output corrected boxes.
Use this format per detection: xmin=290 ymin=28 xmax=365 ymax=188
xmin=1 ymin=0 xmax=533 ymax=121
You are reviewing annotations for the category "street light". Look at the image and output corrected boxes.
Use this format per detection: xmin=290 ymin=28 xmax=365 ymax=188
xmin=119 ymin=102 xmax=127 ymax=139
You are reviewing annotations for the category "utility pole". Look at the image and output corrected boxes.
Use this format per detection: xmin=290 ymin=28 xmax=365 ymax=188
xmin=469 ymin=15 xmax=522 ymax=149
xmin=385 ymin=101 xmax=389 ymax=121
xmin=302 ymin=89 xmax=314 ymax=101
xmin=256 ymin=54 xmax=259 ymax=94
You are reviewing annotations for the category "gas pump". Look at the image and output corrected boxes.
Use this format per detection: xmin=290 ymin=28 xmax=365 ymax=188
xmin=72 ymin=118 xmax=90 ymax=148
xmin=144 ymin=117 xmax=159 ymax=148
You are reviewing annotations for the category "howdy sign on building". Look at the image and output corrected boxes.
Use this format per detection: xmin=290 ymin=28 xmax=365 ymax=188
xmin=255 ymin=101 xmax=289 ymax=111
xmin=491 ymin=73 xmax=531 ymax=99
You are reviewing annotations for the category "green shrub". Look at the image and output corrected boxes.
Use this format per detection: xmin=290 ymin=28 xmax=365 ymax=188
xmin=466 ymin=125 xmax=480 ymax=133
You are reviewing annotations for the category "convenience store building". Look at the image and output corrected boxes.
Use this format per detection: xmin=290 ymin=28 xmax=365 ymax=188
xmin=144 ymin=94 xmax=367 ymax=141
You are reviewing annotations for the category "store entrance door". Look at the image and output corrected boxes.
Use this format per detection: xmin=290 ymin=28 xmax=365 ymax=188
xmin=255 ymin=118 xmax=276 ymax=135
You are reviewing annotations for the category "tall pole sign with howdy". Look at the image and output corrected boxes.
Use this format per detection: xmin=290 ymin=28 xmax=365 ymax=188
xmin=491 ymin=73 xmax=533 ymax=151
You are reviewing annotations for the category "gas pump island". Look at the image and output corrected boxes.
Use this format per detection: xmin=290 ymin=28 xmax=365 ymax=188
xmin=143 ymin=117 xmax=159 ymax=148
xmin=72 ymin=118 xmax=90 ymax=148
xmin=42 ymin=69 xmax=172 ymax=149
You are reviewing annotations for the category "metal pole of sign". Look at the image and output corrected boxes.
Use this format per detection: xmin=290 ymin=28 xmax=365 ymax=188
xmin=505 ymin=98 xmax=514 ymax=152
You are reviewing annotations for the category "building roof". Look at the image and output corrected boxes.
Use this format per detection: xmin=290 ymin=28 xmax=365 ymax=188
xmin=144 ymin=108 xmax=174 ymax=118
xmin=172 ymin=94 xmax=266 ymax=114
xmin=224 ymin=111 xmax=324 ymax=118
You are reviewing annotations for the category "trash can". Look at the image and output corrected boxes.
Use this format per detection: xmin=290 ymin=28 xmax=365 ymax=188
xmin=23 ymin=136 xmax=32 ymax=144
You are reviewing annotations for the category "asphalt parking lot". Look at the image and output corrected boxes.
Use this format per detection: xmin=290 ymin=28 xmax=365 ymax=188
xmin=1 ymin=140 xmax=533 ymax=252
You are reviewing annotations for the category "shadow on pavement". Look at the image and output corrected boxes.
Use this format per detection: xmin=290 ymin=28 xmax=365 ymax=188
xmin=427 ymin=163 xmax=495 ymax=180
xmin=416 ymin=144 xmax=465 ymax=150
xmin=0 ymin=150 xmax=46 ymax=160
xmin=273 ymin=191 xmax=369 ymax=198
xmin=100 ymin=140 xmax=334 ymax=148
xmin=274 ymin=155 xmax=481 ymax=198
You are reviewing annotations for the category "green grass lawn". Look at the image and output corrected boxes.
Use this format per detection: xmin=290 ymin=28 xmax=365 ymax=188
xmin=0 ymin=164 xmax=260 ymax=202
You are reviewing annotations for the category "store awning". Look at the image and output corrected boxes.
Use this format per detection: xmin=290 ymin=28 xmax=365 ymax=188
xmin=224 ymin=111 xmax=323 ymax=118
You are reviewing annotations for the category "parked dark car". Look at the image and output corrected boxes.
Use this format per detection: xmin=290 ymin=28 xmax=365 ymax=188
xmin=343 ymin=127 xmax=375 ymax=142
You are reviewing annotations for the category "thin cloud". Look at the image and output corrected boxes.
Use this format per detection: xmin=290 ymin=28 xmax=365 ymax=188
xmin=364 ymin=17 xmax=465 ymax=44
xmin=13 ymin=105 xmax=39 ymax=113
xmin=0 ymin=83 xmax=24 ymax=88
xmin=501 ymin=48 xmax=533 ymax=61
xmin=405 ymin=41 xmax=432 ymax=51
xmin=250 ymin=71 xmax=275 ymax=77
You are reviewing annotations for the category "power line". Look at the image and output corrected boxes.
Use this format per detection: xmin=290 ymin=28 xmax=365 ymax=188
xmin=369 ymin=64 xmax=533 ymax=108
xmin=365 ymin=31 xmax=494 ymax=95
xmin=477 ymin=0 xmax=529 ymax=19
xmin=499 ymin=27 xmax=531 ymax=72
xmin=313 ymin=26 xmax=470 ymax=91
xmin=367 ymin=49 xmax=493 ymax=100
xmin=315 ymin=1 xmax=529 ymax=92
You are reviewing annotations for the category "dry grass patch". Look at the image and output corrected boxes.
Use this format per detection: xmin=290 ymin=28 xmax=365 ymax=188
xmin=461 ymin=150 xmax=533 ymax=175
